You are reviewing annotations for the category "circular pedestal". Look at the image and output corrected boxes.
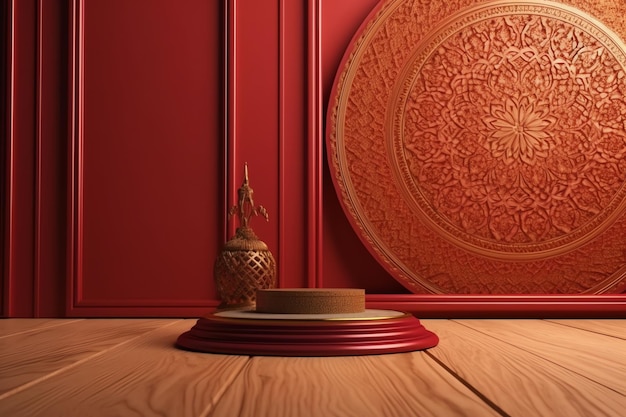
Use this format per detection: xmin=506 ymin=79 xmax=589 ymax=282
xmin=176 ymin=309 xmax=438 ymax=356
xmin=256 ymin=288 xmax=365 ymax=314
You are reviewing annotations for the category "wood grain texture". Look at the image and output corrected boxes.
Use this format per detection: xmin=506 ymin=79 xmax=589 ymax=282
xmin=1 ymin=319 xmax=625 ymax=417
xmin=423 ymin=319 xmax=626 ymax=417
xmin=0 ymin=318 xmax=173 ymax=397
xmin=0 ymin=320 xmax=249 ymax=417
xmin=545 ymin=319 xmax=626 ymax=339
xmin=0 ymin=319 xmax=83 ymax=338
xmin=209 ymin=353 xmax=501 ymax=417
xmin=454 ymin=319 xmax=626 ymax=396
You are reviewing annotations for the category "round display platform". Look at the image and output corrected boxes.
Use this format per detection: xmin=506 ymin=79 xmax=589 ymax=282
xmin=256 ymin=288 xmax=365 ymax=314
xmin=176 ymin=309 xmax=439 ymax=356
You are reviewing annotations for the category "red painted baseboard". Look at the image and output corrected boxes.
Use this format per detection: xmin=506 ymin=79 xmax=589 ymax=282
xmin=366 ymin=294 xmax=626 ymax=318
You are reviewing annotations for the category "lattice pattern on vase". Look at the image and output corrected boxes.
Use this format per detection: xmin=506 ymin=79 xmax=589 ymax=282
xmin=214 ymin=227 xmax=276 ymax=309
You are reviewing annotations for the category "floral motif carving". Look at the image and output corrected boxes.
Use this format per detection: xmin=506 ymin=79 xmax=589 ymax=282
xmin=482 ymin=97 xmax=556 ymax=165
xmin=394 ymin=5 xmax=626 ymax=257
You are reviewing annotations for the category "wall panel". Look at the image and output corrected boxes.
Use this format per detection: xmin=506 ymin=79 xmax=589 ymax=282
xmin=67 ymin=0 xmax=224 ymax=316
xmin=227 ymin=0 xmax=310 ymax=289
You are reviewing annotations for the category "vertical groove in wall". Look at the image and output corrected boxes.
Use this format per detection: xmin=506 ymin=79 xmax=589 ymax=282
xmin=33 ymin=0 xmax=43 ymax=317
xmin=307 ymin=0 xmax=323 ymax=288
xmin=220 ymin=0 xmax=228 ymax=243
xmin=67 ymin=0 xmax=84 ymax=313
xmin=278 ymin=0 xmax=285 ymax=287
xmin=2 ymin=0 xmax=15 ymax=316
xmin=67 ymin=0 xmax=75 ymax=314
xmin=76 ymin=0 xmax=85 ymax=307
xmin=226 ymin=0 xmax=237 ymax=239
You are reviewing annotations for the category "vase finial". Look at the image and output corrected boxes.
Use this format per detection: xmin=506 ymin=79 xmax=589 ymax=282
xmin=229 ymin=164 xmax=269 ymax=228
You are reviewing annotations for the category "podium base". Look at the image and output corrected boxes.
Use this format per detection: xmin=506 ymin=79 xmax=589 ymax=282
xmin=176 ymin=309 xmax=438 ymax=356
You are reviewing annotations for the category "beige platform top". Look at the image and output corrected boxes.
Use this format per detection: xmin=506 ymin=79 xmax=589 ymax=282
xmin=216 ymin=309 xmax=404 ymax=321
xmin=255 ymin=288 xmax=365 ymax=314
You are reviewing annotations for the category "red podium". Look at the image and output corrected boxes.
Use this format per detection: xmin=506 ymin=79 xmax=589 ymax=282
xmin=176 ymin=309 xmax=438 ymax=356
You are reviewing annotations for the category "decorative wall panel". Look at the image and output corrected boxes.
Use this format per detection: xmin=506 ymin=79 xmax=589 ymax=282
xmin=327 ymin=0 xmax=626 ymax=294
xmin=67 ymin=0 xmax=224 ymax=316
xmin=227 ymin=0 xmax=310 ymax=290
xmin=66 ymin=0 xmax=311 ymax=316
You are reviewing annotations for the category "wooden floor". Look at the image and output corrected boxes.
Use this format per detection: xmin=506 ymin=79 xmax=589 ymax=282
xmin=1 ymin=318 xmax=625 ymax=417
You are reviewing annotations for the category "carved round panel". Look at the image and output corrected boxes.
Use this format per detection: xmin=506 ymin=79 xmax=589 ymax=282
xmin=327 ymin=0 xmax=626 ymax=294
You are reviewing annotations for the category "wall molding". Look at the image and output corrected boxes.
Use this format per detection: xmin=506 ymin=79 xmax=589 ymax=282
xmin=366 ymin=294 xmax=626 ymax=318
xmin=2 ymin=0 xmax=16 ymax=317
xmin=225 ymin=0 xmax=236 ymax=241
xmin=2 ymin=0 xmax=39 ymax=317
xmin=307 ymin=0 xmax=323 ymax=288
xmin=227 ymin=0 xmax=311 ymax=289
xmin=34 ymin=0 xmax=43 ymax=317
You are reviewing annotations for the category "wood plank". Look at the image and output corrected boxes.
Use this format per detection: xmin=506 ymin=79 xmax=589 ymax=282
xmin=422 ymin=319 xmax=626 ymax=417
xmin=453 ymin=319 xmax=626 ymax=396
xmin=545 ymin=319 xmax=626 ymax=339
xmin=0 ymin=319 xmax=83 ymax=338
xmin=209 ymin=352 xmax=502 ymax=417
xmin=0 ymin=320 xmax=249 ymax=417
xmin=0 ymin=318 xmax=174 ymax=398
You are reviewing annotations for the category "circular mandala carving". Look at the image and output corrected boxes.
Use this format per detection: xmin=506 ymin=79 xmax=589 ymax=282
xmin=327 ymin=0 xmax=626 ymax=294
xmin=391 ymin=3 xmax=626 ymax=259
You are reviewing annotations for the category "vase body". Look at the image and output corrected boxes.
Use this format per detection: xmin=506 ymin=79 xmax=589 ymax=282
xmin=214 ymin=226 xmax=276 ymax=310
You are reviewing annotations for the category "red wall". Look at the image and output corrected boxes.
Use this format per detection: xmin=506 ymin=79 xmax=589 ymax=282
xmin=2 ymin=0 xmax=387 ymax=317
xmin=3 ymin=0 xmax=625 ymax=317
xmin=3 ymin=0 xmax=231 ymax=317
